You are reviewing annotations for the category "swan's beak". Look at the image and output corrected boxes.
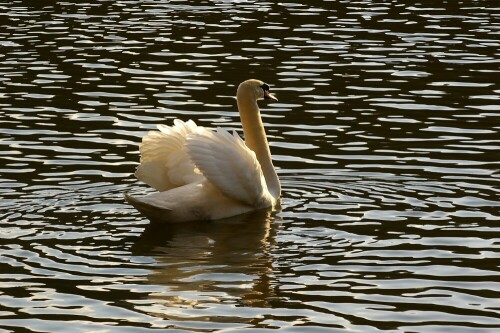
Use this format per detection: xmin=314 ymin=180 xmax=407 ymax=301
xmin=264 ymin=90 xmax=278 ymax=101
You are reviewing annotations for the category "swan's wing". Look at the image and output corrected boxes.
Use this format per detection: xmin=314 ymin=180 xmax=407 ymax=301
xmin=135 ymin=119 xmax=204 ymax=191
xmin=186 ymin=127 xmax=269 ymax=206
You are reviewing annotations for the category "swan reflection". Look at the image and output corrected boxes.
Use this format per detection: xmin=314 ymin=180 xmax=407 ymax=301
xmin=132 ymin=208 xmax=280 ymax=319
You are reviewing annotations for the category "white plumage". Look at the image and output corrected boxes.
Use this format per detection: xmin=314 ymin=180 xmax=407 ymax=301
xmin=135 ymin=119 xmax=203 ymax=191
xmin=187 ymin=127 xmax=269 ymax=206
xmin=125 ymin=79 xmax=280 ymax=223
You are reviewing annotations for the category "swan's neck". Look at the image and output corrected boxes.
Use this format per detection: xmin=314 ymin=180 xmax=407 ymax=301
xmin=237 ymin=93 xmax=281 ymax=199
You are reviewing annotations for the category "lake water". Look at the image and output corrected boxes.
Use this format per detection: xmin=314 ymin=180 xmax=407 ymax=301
xmin=1 ymin=1 xmax=499 ymax=332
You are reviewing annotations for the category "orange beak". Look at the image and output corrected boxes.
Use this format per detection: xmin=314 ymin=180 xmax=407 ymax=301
xmin=264 ymin=90 xmax=278 ymax=101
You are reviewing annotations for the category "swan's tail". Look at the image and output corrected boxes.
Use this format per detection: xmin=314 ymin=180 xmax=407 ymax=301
xmin=124 ymin=193 xmax=172 ymax=222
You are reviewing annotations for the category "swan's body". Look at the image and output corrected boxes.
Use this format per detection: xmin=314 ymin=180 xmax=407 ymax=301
xmin=125 ymin=79 xmax=280 ymax=223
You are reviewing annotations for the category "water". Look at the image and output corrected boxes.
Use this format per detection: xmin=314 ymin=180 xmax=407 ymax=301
xmin=1 ymin=1 xmax=499 ymax=332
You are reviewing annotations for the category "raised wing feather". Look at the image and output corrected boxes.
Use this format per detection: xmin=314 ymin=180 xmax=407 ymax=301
xmin=135 ymin=119 xmax=203 ymax=191
xmin=186 ymin=127 xmax=270 ymax=206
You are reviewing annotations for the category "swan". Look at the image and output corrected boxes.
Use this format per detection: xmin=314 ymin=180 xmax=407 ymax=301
xmin=125 ymin=79 xmax=281 ymax=223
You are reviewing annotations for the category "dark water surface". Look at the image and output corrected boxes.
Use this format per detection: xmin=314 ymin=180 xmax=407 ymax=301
xmin=1 ymin=1 xmax=499 ymax=332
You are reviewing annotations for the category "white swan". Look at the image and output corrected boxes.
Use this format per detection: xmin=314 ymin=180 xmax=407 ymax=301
xmin=125 ymin=79 xmax=281 ymax=222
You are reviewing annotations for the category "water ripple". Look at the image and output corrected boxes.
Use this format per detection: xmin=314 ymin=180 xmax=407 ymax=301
xmin=1 ymin=1 xmax=499 ymax=332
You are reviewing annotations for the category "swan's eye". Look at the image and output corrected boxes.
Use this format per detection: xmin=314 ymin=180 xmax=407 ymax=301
xmin=260 ymin=83 xmax=270 ymax=92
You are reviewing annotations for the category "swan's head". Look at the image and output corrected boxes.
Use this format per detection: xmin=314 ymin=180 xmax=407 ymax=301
xmin=237 ymin=79 xmax=278 ymax=102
